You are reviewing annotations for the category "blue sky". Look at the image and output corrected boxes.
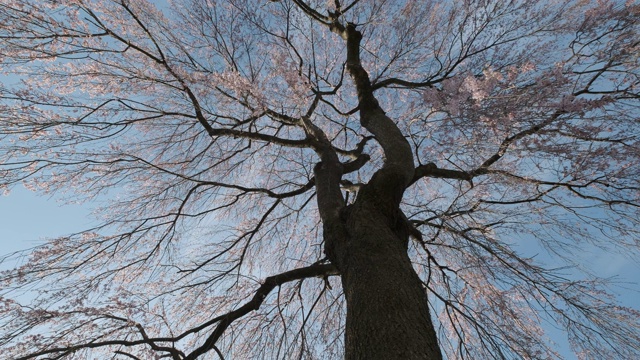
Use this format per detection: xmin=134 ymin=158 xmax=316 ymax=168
xmin=0 ymin=187 xmax=94 ymax=256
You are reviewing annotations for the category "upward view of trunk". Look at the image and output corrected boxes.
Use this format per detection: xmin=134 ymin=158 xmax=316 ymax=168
xmin=334 ymin=188 xmax=443 ymax=360
xmin=3 ymin=1 xmax=640 ymax=359
xmin=314 ymin=22 xmax=444 ymax=360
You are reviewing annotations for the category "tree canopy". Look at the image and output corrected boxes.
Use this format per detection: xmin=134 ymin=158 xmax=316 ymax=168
xmin=1 ymin=0 xmax=639 ymax=359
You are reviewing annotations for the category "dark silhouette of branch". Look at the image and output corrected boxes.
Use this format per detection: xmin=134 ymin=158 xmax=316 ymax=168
xmin=183 ymin=263 xmax=339 ymax=360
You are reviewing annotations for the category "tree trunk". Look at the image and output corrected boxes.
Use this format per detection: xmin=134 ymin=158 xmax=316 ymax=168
xmin=316 ymin=20 xmax=442 ymax=360
xmin=328 ymin=178 xmax=443 ymax=360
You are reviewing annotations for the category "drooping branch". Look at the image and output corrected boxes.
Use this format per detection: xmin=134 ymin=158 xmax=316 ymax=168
xmin=182 ymin=263 xmax=339 ymax=360
xmin=289 ymin=0 xmax=333 ymax=25
xmin=13 ymin=315 xmax=185 ymax=360
xmin=470 ymin=112 xmax=563 ymax=178
xmin=410 ymin=111 xmax=565 ymax=187
xmin=11 ymin=264 xmax=339 ymax=360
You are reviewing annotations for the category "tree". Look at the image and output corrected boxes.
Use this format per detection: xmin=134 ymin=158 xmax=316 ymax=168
xmin=1 ymin=0 xmax=639 ymax=358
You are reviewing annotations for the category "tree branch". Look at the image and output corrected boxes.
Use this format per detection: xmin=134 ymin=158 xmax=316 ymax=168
xmin=410 ymin=162 xmax=473 ymax=186
xmin=183 ymin=263 xmax=339 ymax=360
xmin=371 ymin=77 xmax=439 ymax=90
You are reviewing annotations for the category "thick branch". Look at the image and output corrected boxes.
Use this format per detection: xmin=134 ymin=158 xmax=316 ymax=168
xmin=372 ymin=77 xmax=438 ymax=90
xmin=298 ymin=106 xmax=345 ymax=229
xmin=339 ymin=24 xmax=415 ymax=199
xmin=410 ymin=163 xmax=472 ymax=186
xmin=209 ymin=128 xmax=311 ymax=148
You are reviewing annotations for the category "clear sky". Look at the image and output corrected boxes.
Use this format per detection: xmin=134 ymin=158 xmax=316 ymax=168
xmin=0 ymin=186 xmax=95 ymax=256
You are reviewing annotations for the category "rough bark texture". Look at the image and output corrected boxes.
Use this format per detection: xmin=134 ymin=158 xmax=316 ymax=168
xmin=339 ymin=193 xmax=442 ymax=359
xmin=315 ymin=22 xmax=443 ymax=360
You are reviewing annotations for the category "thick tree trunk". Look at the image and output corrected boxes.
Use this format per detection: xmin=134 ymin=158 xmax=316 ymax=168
xmin=314 ymin=20 xmax=442 ymax=360
xmin=327 ymin=179 xmax=443 ymax=360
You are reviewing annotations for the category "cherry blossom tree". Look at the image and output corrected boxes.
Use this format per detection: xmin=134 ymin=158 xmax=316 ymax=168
xmin=1 ymin=0 xmax=639 ymax=359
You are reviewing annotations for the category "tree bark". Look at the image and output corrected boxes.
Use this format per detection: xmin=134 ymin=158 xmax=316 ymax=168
xmin=313 ymin=21 xmax=442 ymax=360
xmin=326 ymin=176 xmax=443 ymax=360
